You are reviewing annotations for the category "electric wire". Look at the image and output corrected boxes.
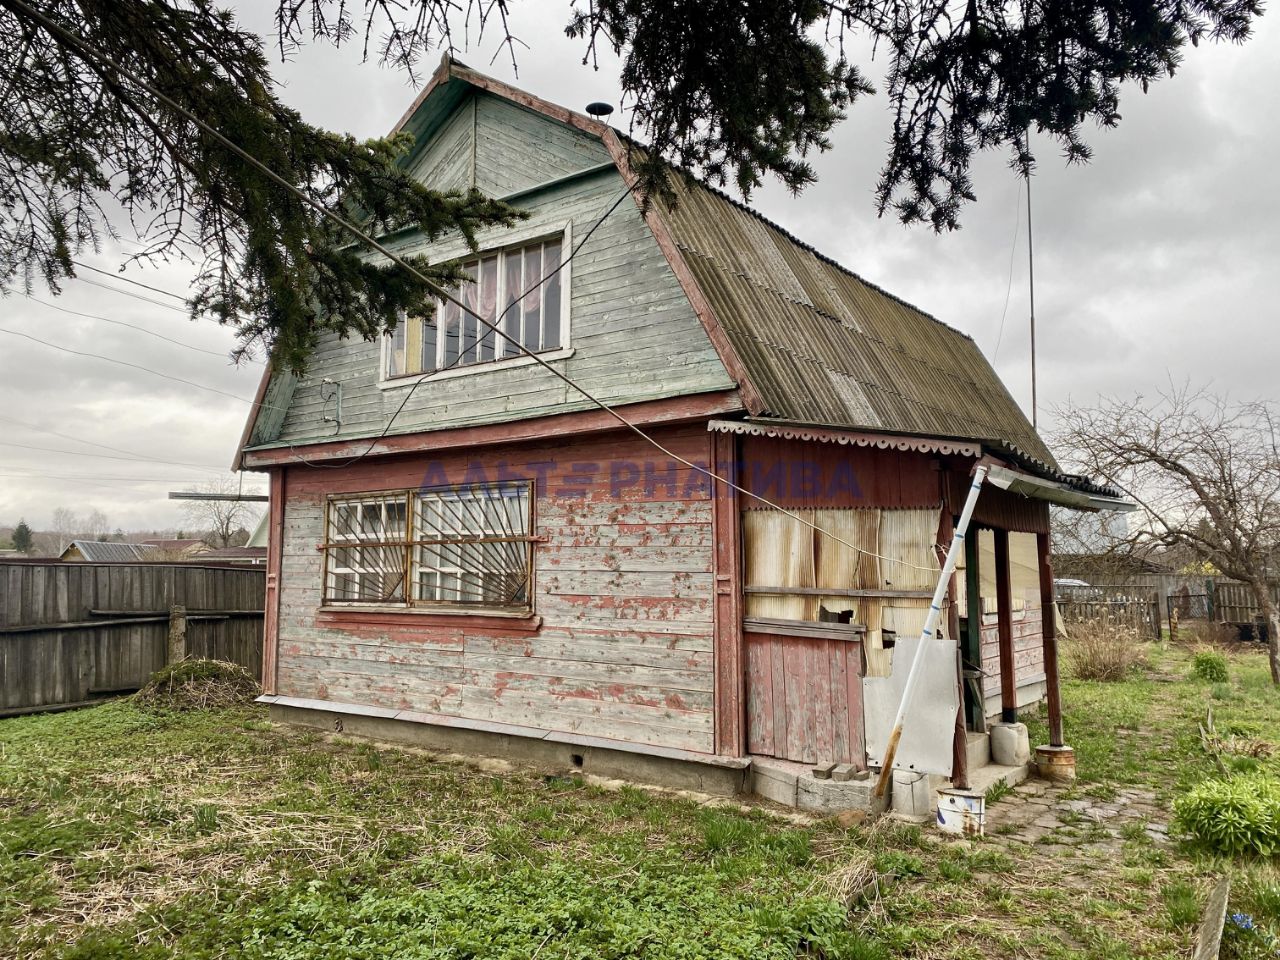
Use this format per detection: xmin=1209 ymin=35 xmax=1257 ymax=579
xmin=0 ymin=327 xmax=278 ymax=409
xmin=0 ymin=439 xmax=236 ymax=470
xmin=73 ymin=275 xmax=193 ymax=314
xmin=69 ymin=260 xmax=188 ymax=301
xmin=5 ymin=0 xmax=939 ymax=575
xmin=992 ymin=182 xmax=1023 ymax=362
xmin=10 ymin=288 xmax=253 ymax=360
xmin=0 ymin=413 xmax=228 ymax=472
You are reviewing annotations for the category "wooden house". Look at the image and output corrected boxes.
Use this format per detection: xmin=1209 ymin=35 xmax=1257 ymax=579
xmin=235 ymin=59 xmax=1128 ymax=810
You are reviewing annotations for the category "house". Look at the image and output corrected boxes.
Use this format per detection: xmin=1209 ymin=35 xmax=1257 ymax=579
xmin=234 ymin=58 xmax=1129 ymax=812
xmin=139 ymin=538 xmax=210 ymax=560
xmin=201 ymin=546 xmax=268 ymax=565
xmin=59 ymin=541 xmax=157 ymax=562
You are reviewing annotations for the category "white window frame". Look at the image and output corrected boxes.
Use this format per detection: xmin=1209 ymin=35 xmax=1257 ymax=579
xmin=378 ymin=222 xmax=573 ymax=390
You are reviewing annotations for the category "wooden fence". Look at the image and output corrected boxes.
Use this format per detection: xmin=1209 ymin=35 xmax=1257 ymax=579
xmin=1054 ymin=584 xmax=1162 ymax=639
xmin=0 ymin=561 xmax=265 ymax=716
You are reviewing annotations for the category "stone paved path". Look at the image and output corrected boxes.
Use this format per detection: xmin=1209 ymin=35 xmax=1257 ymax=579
xmin=983 ymin=778 xmax=1170 ymax=852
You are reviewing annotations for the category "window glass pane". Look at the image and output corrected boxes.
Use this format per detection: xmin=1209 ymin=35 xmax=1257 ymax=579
xmin=541 ymin=240 xmax=562 ymax=351
xmin=501 ymin=251 xmax=523 ymax=359
xmin=459 ymin=262 xmax=479 ymax=366
xmin=386 ymin=320 xmax=407 ymax=378
xmin=440 ymin=295 xmax=461 ymax=369
xmin=521 ymin=247 xmax=542 ymax=352
xmin=476 ymin=256 xmax=499 ymax=363
xmin=420 ymin=309 xmax=438 ymax=373
xmin=409 ymin=483 xmax=531 ymax=608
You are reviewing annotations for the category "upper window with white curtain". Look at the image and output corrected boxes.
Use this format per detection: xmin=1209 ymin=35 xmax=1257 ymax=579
xmin=385 ymin=234 xmax=566 ymax=380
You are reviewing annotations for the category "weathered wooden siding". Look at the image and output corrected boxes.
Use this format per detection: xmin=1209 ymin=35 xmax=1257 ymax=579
xmin=979 ymin=608 xmax=1045 ymax=711
xmin=255 ymin=93 xmax=733 ymax=452
xmin=0 ymin=562 xmax=265 ymax=713
xmin=273 ymin=425 xmax=718 ymax=753
xmin=407 ymin=92 xmax=476 ymax=190
xmin=473 ymin=95 xmax=611 ymax=196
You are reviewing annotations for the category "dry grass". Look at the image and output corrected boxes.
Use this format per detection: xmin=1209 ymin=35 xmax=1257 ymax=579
xmin=1176 ymin=619 xmax=1240 ymax=647
xmin=133 ymin=659 xmax=259 ymax=711
xmin=1064 ymin=619 xmax=1150 ymax=681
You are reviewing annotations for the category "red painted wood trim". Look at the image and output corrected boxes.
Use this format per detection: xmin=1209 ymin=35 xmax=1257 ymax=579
xmin=261 ymin=468 xmax=285 ymax=695
xmin=240 ymin=390 xmax=744 ymax=469
xmin=315 ymin=609 xmax=543 ymax=634
xmin=993 ymin=528 xmax=1017 ymax=721
xmin=1037 ymin=531 xmax=1064 ymax=746
xmin=710 ymin=429 xmax=745 ymax=756
xmin=601 ymin=130 xmax=768 ymax=417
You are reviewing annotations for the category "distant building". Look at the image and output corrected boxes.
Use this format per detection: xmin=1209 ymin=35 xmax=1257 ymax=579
xmin=60 ymin=541 xmax=157 ymax=562
xmin=139 ymin=538 xmax=210 ymax=559
xmin=201 ymin=546 xmax=267 ymax=565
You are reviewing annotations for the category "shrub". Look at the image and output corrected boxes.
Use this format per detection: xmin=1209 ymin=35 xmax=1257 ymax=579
xmin=1173 ymin=775 xmax=1280 ymax=857
xmin=134 ymin=659 xmax=260 ymax=712
xmin=1064 ymin=620 xmax=1149 ymax=681
xmin=1193 ymin=650 xmax=1231 ymax=683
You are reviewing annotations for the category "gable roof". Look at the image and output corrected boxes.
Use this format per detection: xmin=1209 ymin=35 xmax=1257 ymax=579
xmin=62 ymin=541 xmax=157 ymax=562
xmin=235 ymin=57 xmax=1057 ymax=475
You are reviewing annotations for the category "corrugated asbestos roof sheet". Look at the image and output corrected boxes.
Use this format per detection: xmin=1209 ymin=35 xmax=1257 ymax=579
xmin=656 ymin=177 xmax=1058 ymax=468
xmin=66 ymin=541 xmax=157 ymax=562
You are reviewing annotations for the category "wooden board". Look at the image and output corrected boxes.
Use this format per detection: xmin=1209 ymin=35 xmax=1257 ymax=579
xmin=743 ymin=628 xmax=865 ymax=767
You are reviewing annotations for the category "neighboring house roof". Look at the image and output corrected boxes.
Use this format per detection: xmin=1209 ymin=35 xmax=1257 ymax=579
xmin=234 ymin=57 xmax=1075 ymax=486
xmin=201 ymin=546 xmax=267 ymax=562
xmin=61 ymin=541 xmax=157 ymax=562
xmin=246 ymin=511 xmax=269 ymax=549
xmin=140 ymin=538 xmax=208 ymax=553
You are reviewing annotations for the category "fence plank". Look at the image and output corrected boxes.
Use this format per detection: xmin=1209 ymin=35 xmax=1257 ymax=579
xmin=0 ymin=561 xmax=265 ymax=714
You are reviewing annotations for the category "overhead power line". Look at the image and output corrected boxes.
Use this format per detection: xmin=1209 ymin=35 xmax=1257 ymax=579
xmin=69 ymin=260 xmax=188 ymax=301
xmin=73 ymin=275 xmax=191 ymax=314
xmin=0 ymin=326 xmax=268 ymax=407
xmin=5 ymin=0 xmax=939 ymax=574
xmin=11 ymin=288 xmax=250 ymax=360
xmin=0 ymin=413 xmax=229 ymax=472
xmin=0 ymin=439 xmax=233 ymax=471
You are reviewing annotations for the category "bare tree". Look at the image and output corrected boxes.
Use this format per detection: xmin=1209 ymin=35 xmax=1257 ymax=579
xmin=1056 ymin=385 xmax=1280 ymax=681
xmin=49 ymin=507 xmax=79 ymax=554
xmin=83 ymin=508 xmax=110 ymax=542
xmin=180 ymin=478 xmax=262 ymax=549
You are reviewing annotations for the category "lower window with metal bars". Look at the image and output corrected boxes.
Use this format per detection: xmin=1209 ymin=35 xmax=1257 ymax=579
xmin=322 ymin=481 xmax=534 ymax=612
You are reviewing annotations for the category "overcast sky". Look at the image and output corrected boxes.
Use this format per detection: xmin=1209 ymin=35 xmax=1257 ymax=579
xmin=1 ymin=2 xmax=1276 ymax=533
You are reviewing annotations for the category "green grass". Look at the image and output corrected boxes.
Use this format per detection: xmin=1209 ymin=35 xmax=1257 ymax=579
xmin=1023 ymin=644 xmax=1280 ymax=797
xmin=5 ymin=645 xmax=1272 ymax=959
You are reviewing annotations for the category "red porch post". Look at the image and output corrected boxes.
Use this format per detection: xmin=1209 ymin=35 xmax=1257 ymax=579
xmin=1034 ymin=530 xmax=1077 ymax=779
xmin=993 ymin=528 xmax=1017 ymax=724
xmin=261 ymin=467 xmax=285 ymax=696
xmin=1037 ymin=531 xmax=1064 ymax=746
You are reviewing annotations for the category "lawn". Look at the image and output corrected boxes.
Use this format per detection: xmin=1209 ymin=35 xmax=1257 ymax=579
xmin=0 ymin=641 xmax=1275 ymax=959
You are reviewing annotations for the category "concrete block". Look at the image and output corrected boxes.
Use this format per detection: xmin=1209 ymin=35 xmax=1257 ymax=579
xmin=831 ymin=763 xmax=857 ymax=782
xmin=812 ymin=762 xmax=836 ymax=780
xmin=990 ymin=722 xmax=1031 ymax=767
xmin=796 ymin=775 xmax=874 ymax=814
xmin=890 ymin=770 xmax=932 ymax=821
xmin=750 ymin=763 xmax=798 ymax=806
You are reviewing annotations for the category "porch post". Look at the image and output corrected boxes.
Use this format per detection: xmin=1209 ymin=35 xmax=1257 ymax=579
xmin=993 ymin=528 xmax=1017 ymax=724
xmin=1037 ymin=531 xmax=1064 ymax=746
xmin=1034 ymin=530 xmax=1077 ymax=779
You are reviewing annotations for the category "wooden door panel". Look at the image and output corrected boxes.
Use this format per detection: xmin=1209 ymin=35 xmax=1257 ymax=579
xmin=743 ymin=623 xmax=865 ymax=767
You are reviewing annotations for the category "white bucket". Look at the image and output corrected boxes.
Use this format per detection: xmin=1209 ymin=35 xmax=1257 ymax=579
xmin=936 ymin=788 xmax=985 ymax=836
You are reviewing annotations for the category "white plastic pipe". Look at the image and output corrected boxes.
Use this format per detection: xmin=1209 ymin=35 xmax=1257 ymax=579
xmin=873 ymin=464 xmax=989 ymax=799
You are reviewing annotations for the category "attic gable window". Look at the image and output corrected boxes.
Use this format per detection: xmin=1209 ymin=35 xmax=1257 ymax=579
xmin=385 ymin=235 xmax=565 ymax=380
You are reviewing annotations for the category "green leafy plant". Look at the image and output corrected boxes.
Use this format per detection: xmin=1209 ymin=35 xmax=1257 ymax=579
xmin=1161 ymin=880 xmax=1200 ymax=928
xmin=1193 ymin=650 xmax=1231 ymax=683
xmin=1173 ymin=775 xmax=1280 ymax=857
